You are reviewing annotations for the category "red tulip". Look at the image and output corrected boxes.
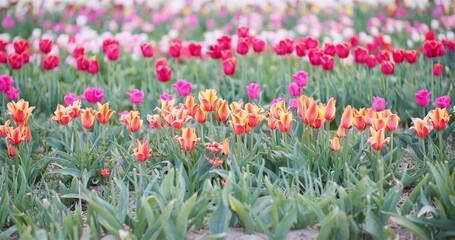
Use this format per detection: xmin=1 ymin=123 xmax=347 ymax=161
xmin=381 ymin=61 xmax=395 ymax=75
xmin=237 ymin=25 xmax=250 ymax=38
xmin=105 ymin=44 xmax=120 ymax=61
xmin=188 ymin=42 xmax=201 ymax=57
xmin=366 ymin=55 xmax=377 ymax=68
xmin=102 ymin=39 xmax=119 ymax=53
xmin=39 ymin=38 xmax=52 ymax=54
xmin=0 ymin=51 xmax=7 ymax=64
xmin=76 ymin=56 xmax=88 ymax=71
xmin=336 ymin=42 xmax=351 ymax=58
xmin=433 ymin=64 xmax=443 ymax=76
xmin=217 ymin=35 xmax=231 ymax=50
xmin=308 ymin=49 xmax=323 ymax=66
xmin=350 ymin=35 xmax=360 ymax=47
xmin=295 ymin=42 xmax=306 ymax=57
xmin=87 ymin=59 xmax=99 ymax=74
xmin=156 ymin=65 xmax=172 ymax=82
xmin=73 ymin=46 xmax=85 ymax=58
xmin=405 ymin=50 xmax=418 ymax=64
xmin=376 ymin=50 xmax=390 ymax=63
xmin=8 ymin=53 xmax=23 ymax=70
xmin=168 ymin=41 xmax=181 ymax=58
xmin=13 ymin=39 xmax=29 ymax=54
xmin=321 ymin=55 xmax=334 ymax=70
xmin=207 ymin=44 xmax=222 ymax=59
xmin=236 ymin=37 xmax=249 ymax=55
xmin=222 ymin=58 xmax=237 ymax=75
xmin=354 ymin=46 xmax=368 ymax=63
xmin=42 ymin=55 xmax=60 ymax=70
xmin=391 ymin=48 xmax=405 ymax=63
xmin=305 ymin=37 xmax=319 ymax=49
xmin=324 ymin=43 xmax=336 ymax=56
xmin=273 ymin=39 xmax=289 ymax=55
xmin=140 ymin=43 xmax=155 ymax=58
xmin=21 ymin=52 xmax=29 ymax=64
xmin=423 ymin=40 xmax=445 ymax=58
xmin=252 ymin=37 xmax=265 ymax=53
xmin=425 ymin=30 xmax=436 ymax=41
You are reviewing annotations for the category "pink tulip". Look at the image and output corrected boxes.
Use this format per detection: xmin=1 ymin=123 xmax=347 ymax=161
xmin=82 ymin=87 xmax=104 ymax=103
xmin=435 ymin=95 xmax=451 ymax=109
xmin=246 ymin=83 xmax=260 ymax=99
xmin=271 ymin=98 xmax=285 ymax=104
xmin=289 ymin=99 xmax=298 ymax=110
xmin=126 ymin=89 xmax=144 ymax=104
xmin=372 ymin=96 xmax=387 ymax=112
xmin=286 ymin=82 xmax=301 ymax=97
xmin=64 ymin=93 xmax=79 ymax=106
xmin=172 ymin=80 xmax=193 ymax=97
xmin=2 ymin=16 xmax=15 ymax=29
xmin=160 ymin=93 xmax=173 ymax=101
xmin=5 ymin=87 xmax=19 ymax=100
xmin=0 ymin=75 xmax=15 ymax=92
xmin=415 ymin=90 xmax=431 ymax=107
xmin=292 ymin=71 xmax=308 ymax=87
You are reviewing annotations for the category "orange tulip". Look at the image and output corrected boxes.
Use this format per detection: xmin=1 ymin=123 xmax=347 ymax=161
xmin=427 ymin=108 xmax=451 ymax=131
xmin=159 ymin=99 xmax=176 ymax=112
xmin=367 ymin=127 xmax=390 ymax=150
xmin=133 ymin=138 xmax=153 ymax=162
xmin=385 ymin=114 xmax=400 ymax=132
xmin=371 ymin=117 xmax=387 ymax=131
xmin=174 ymin=127 xmax=201 ymax=151
xmin=66 ymin=100 xmax=82 ymax=118
xmin=163 ymin=106 xmax=192 ymax=129
xmin=221 ymin=138 xmax=230 ymax=155
xmin=7 ymin=145 xmax=16 ymax=157
xmin=81 ymin=108 xmax=95 ymax=129
xmin=23 ymin=126 xmax=31 ymax=142
xmin=0 ymin=120 xmax=12 ymax=137
xmin=324 ymin=98 xmax=336 ymax=121
xmin=95 ymin=102 xmax=115 ymax=124
xmin=7 ymin=99 xmax=35 ymax=126
xmin=147 ymin=114 xmax=165 ymax=129
xmin=120 ymin=111 xmax=143 ymax=132
xmin=330 ymin=137 xmax=340 ymax=151
xmin=245 ymin=103 xmax=265 ymax=128
xmin=51 ymin=104 xmax=71 ymax=125
xmin=228 ymin=110 xmax=252 ymax=135
xmin=195 ymin=106 xmax=207 ymax=123
xmin=364 ymin=108 xmax=376 ymax=126
xmin=298 ymin=96 xmax=318 ymax=125
xmin=336 ymin=126 xmax=346 ymax=138
xmin=230 ymin=101 xmax=244 ymax=112
xmin=354 ymin=115 xmax=368 ymax=130
xmin=277 ymin=112 xmax=294 ymax=132
xmin=6 ymin=125 xmax=25 ymax=146
xmin=216 ymin=99 xmax=230 ymax=121
xmin=311 ymin=105 xmax=326 ymax=129
xmin=340 ymin=105 xmax=354 ymax=129
xmin=205 ymin=156 xmax=223 ymax=166
xmin=199 ymin=89 xmax=219 ymax=112
xmin=205 ymin=142 xmax=223 ymax=153
xmin=410 ymin=118 xmax=433 ymax=138
xmin=183 ymin=96 xmax=199 ymax=116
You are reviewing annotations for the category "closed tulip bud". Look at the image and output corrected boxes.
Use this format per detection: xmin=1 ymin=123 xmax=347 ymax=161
xmin=372 ymin=96 xmax=387 ymax=112
xmin=76 ymin=56 xmax=89 ymax=71
xmin=354 ymin=115 xmax=368 ymax=130
xmin=427 ymin=108 xmax=451 ymax=131
xmin=188 ymin=42 xmax=201 ymax=57
xmin=8 ymin=53 xmax=23 ymax=70
xmin=174 ymin=127 xmax=200 ymax=151
xmin=222 ymin=58 xmax=237 ymax=75
xmin=236 ymin=37 xmax=249 ymax=55
xmin=39 ymin=38 xmax=52 ymax=54
xmin=336 ymin=42 xmax=351 ymax=58
xmin=156 ymin=65 xmax=172 ymax=82
xmin=336 ymin=126 xmax=346 ymax=138
xmin=13 ymin=39 xmax=29 ymax=54
xmin=381 ymin=61 xmax=395 ymax=75
xmin=216 ymin=100 xmax=230 ymax=121
xmin=126 ymin=89 xmax=144 ymax=104
xmin=423 ymin=40 xmax=445 ymax=58
xmin=286 ymin=82 xmax=301 ymax=97
xmin=354 ymin=46 xmax=368 ymax=63
xmin=433 ymin=64 xmax=443 ymax=76
xmin=0 ymin=52 xmax=8 ymax=64
xmin=42 ymin=55 xmax=60 ymax=70
xmin=295 ymin=42 xmax=307 ymax=57
xmin=217 ymin=35 xmax=232 ymax=50
xmin=105 ymin=44 xmax=120 ymax=61
xmin=168 ymin=42 xmax=181 ymax=58
xmin=330 ymin=137 xmax=340 ymax=151
xmin=195 ymin=106 xmax=207 ymax=123
xmin=87 ymin=59 xmax=99 ymax=74
xmin=405 ymin=50 xmax=418 ymax=64
xmin=340 ymin=105 xmax=354 ymax=129
xmin=321 ymin=55 xmax=334 ymax=70
xmin=415 ymin=90 xmax=431 ymax=107
xmin=385 ymin=114 xmax=400 ymax=132
xmin=102 ymin=39 xmax=119 ymax=53
xmin=366 ymin=55 xmax=377 ymax=68
xmin=324 ymin=98 xmax=336 ymax=121
xmin=73 ymin=46 xmax=85 ymax=59
xmin=7 ymin=145 xmax=16 ymax=157
xmin=134 ymin=138 xmax=153 ymax=161
xmin=305 ymin=37 xmax=319 ymax=49
xmin=221 ymin=138 xmax=230 ymax=155
xmin=425 ymin=30 xmax=436 ymax=41
xmin=410 ymin=118 xmax=433 ymax=138
xmin=81 ymin=108 xmax=95 ymax=129
xmin=246 ymin=83 xmax=260 ymax=99
xmin=391 ymin=48 xmax=405 ymax=63
xmin=252 ymin=37 xmax=266 ymax=53
xmin=308 ymin=49 xmax=323 ymax=66
xmin=324 ymin=43 xmax=336 ymax=56
xmin=140 ymin=43 xmax=154 ymax=58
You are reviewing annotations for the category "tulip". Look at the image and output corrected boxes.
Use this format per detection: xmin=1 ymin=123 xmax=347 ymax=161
xmin=305 ymin=37 xmax=319 ymax=49
xmin=126 ymin=89 xmax=144 ymax=104
xmin=276 ymin=112 xmax=294 ymax=132
xmin=134 ymin=138 xmax=153 ymax=161
xmin=160 ymin=93 xmax=173 ymax=101
xmin=6 ymin=126 xmax=26 ymax=146
xmin=308 ymin=49 xmax=323 ymax=66
xmin=0 ymin=75 xmax=15 ymax=92
xmin=0 ymin=120 xmax=11 ymax=137
xmin=7 ymin=99 xmax=35 ymax=126
xmin=216 ymin=100 xmax=230 ymax=122
xmin=245 ymin=103 xmax=265 ymax=128
xmin=236 ymin=37 xmax=249 ymax=55
xmin=427 ymin=108 xmax=451 ymax=131
xmin=336 ymin=42 xmax=351 ymax=58
xmin=42 ymin=55 xmax=60 ymax=70
xmin=73 ymin=46 xmax=85 ymax=59
xmin=324 ymin=98 xmax=336 ymax=121
xmin=7 ymin=145 xmax=16 ymax=157
xmin=273 ymin=39 xmax=293 ymax=55
xmin=21 ymin=52 xmax=29 ymax=64
xmin=381 ymin=61 xmax=395 ymax=75
xmin=39 ymin=38 xmax=52 ymax=54
xmin=217 ymin=35 xmax=232 ymax=50
xmin=410 ymin=118 xmax=433 ymax=138
xmin=155 ymin=57 xmax=168 ymax=68
xmin=222 ymin=58 xmax=237 ymax=75
xmin=81 ymin=108 xmax=95 ymax=129
xmin=147 ymin=114 xmax=164 ymax=129
xmin=354 ymin=114 xmax=368 ymax=131
xmin=367 ymin=127 xmax=390 ymax=151
xmin=174 ymin=127 xmax=200 ymax=151
xmin=405 ymin=50 xmax=418 ymax=64
xmin=237 ymin=25 xmax=250 ymax=37
xmin=292 ymin=71 xmax=308 ymax=87
xmin=162 ymin=107 xmax=192 ymax=129
xmin=195 ymin=106 xmax=207 ymax=123
xmin=105 ymin=44 xmax=120 ymax=61
xmin=51 ymin=104 xmax=72 ymax=125
xmin=286 ymin=82 xmax=301 ymax=97
xmin=377 ymin=50 xmax=390 ymax=63
xmin=330 ymin=137 xmax=340 ymax=151
xmin=66 ymin=100 xmax=81 ymax=118
xmin=13 ymin=39 xmax=29 ymax=54
xmin=120 ymin=111 xmax=143 ymax=132
xmin=391 ymin=48 xmax=405 ymax=63
xmin=372 ymin=97 xmax=387 ymax=112
xmin=140 ymin=43 xmax=154 ymax=58
xmin=0 ymin=52 xmax=8 ymax=64
xmin=295 ymin=42 xmax=307 ymax=57
xmin=221 ymin=50 xmax=233 ymax=60
xmin=102 ymin=39 xmax=119 ymax=53
xmin=100 ymin=168 xmax=110 ymax=177
xmin=321 ymin=55 xmax=334 ymax=70
xmin=95 ymin=102 xmax=115 ymax=124
xmin=76 ymin=56 xmax=88 ymax=71
xmin=246 ymin=83 xmax=260 ymax=99
xmin=172 ymin=80 xmax=193 ymax=97
xmin=82 ymin=87 xmax=104 ymax=103
xmin=199 ymin=89 xmax=219 ymax=112
xmin=385 ymin=114 xmax=400 ymax=132
xmin=425 ymin=30 xmax=436 ymax=41
xmin=252 ymin=37 xmax=265 ymax=53
xmin=289 ymin=99 xmax=298 ymax=110
xmin=156 ymin=65 xmax=172 ymax=82
xmin=221 ymin=138 xmax=230 ymax=155
xmin=336 ymin=126 xmax=346 ymax=138
xmin=8 ymin=53 xmax=23 ymax=70
xmin=354 ymin=46 xmax=368 ymax=63
xmin=228 ymin=110 xmax=251 ymax=135
xmin=188 ymin=42 xmax=201 ymax=57
xmin=87 ymin=59 xmax=99 ymax=74
xmin=415 ymin=90 xmax=431 ymax=107
xmin=205 ymin=142 xmax=223 ymax=153
xmin=433 ymin=64 xmax=443 ymax=76
xmin=423 ymin=40 xmax=445 ymax=58
xmin=205 ymin=156 xmax=223 ymax=166
xmin=324 ymin=43 xmax=336 ymax=56
xmin=366 ymin=55 xmax=377 ymax=68
xmin=183 ymin=96 xmax=199 ymax=117
xmin=435 ymin=95 xmax=451 ymax=109
xmin=207 ymin=44 xmax=222 ymax=59
xmin=340 ymin=105 xmax=354 ymax=129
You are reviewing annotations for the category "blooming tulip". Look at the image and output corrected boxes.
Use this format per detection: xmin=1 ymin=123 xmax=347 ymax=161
xmin=236 ymin=37 xmax=249 ymax=55
xmin=366 ymin=55 xmax=377 ymax=68
xmin=252 ymin=37 xmax=265 ymax=53
xmin=126 ymin=89 xmax=144 ymax=104
xmin=410 ymin=118 xmax=433 ymax=138
xmin=174 ymin=127 xmax=200 ymax=151
xmin=140 ymin=43 xmax=154 ymax=58
xmin=13 ymin=39 xmax=29 ymax=54
xmin=134 ymin=138 xmax=153 ymax=161
xmin=100 ymin=168 xmax=110 ymax=177
xmin=286 ymin=83 xmax=301 ymax=97
xmin=172 ymin=80 xmax=193 ymax=97
xmin=427 ymin=108 xmax=451 ymax=131
xmin=354 ymin=47 xmax=368 ymax=63
xmin=246 ymin=83 xmax=260 ymax=99
xmin=435 ymin=95 xmax=451 ymax=109
xmin=42 ymin=55 xmax=60 ymax=70
xmin=372 ymin=97 xmax=387 ymax=112
xmin=95 ymin=102 xmax=115 ymax=124
xmin=7 ymin=99 xmax=35 ymax=126
xmin=80 ymin=108 xmax=95 ymax=129
xmin=199 ymin=89 xmax=219 ymax=112
xmin=87 ymin=59 xmax=99 ymax=74
xmin=415 ymin=90 xmax=431 ymax=107
xmin=292 ymin=71 xmax=308 ymax=87
xmin=73 ymin=46 xmax=85 ymax=59
xmin=367 ymin=127 xmax=390 ymax=150
xmin=405 ymin=50 xmax=418 ymax=64
xmin=156 ymin=65 xmax=172 ymax=82
xmin=82 ymin=87 xmax=104 ymax=103
xmin=8 ymin=53 xmax=23 ymax=70
xmin=39 ymin=38 xmax=52 ymax=54
xmin=216 ymin=100 xmax=230 ymax=122
xmin=381 ymin=61 xmax=395 ymax=75
xmin=336 ymin=42 xmax=351 ymax=58
xmin=0 ymin=75 xmax=15 ymax=92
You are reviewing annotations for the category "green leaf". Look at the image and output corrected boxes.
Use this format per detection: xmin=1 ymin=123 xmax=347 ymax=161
xmin=390 ymin=216 xmax=430 ymax=240
xmin=209 ymin=201 xmax=232 ymax=236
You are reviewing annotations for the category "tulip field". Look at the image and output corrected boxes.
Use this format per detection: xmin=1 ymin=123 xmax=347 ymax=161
xmin=1 ymin=0 xmax=455 ymax=239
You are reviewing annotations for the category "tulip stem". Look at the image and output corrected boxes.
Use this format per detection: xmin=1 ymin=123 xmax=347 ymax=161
xmin=187 ymin=152 xmax=193 ymax=192
xmin=438 ymin=130 xmax=444 ymax=162
xmin=250 ymin=131 xmax=254 ymax=152
xmin=64 ymin=125 xmax=69 ymax=151
xmin=236 ymin=134 xmax=242 ymax=163
xmin=421 ymin=137 xmax=427 ymax=162
xmin=389 ymin=132 xmax=394 ymax=178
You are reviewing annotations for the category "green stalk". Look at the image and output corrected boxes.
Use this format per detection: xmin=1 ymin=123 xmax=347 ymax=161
xmin=438 ymin=130 xmax=444 ymax=162
xmin=389 ymin=132 xmax=394 ymax=178
xmin=236 ymin=134 xmax=242 ymax=163
xmin=187 ymin=152 xmax=193 ymax=192
xmin=421 ymin=137 xmax=427 ymax=163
